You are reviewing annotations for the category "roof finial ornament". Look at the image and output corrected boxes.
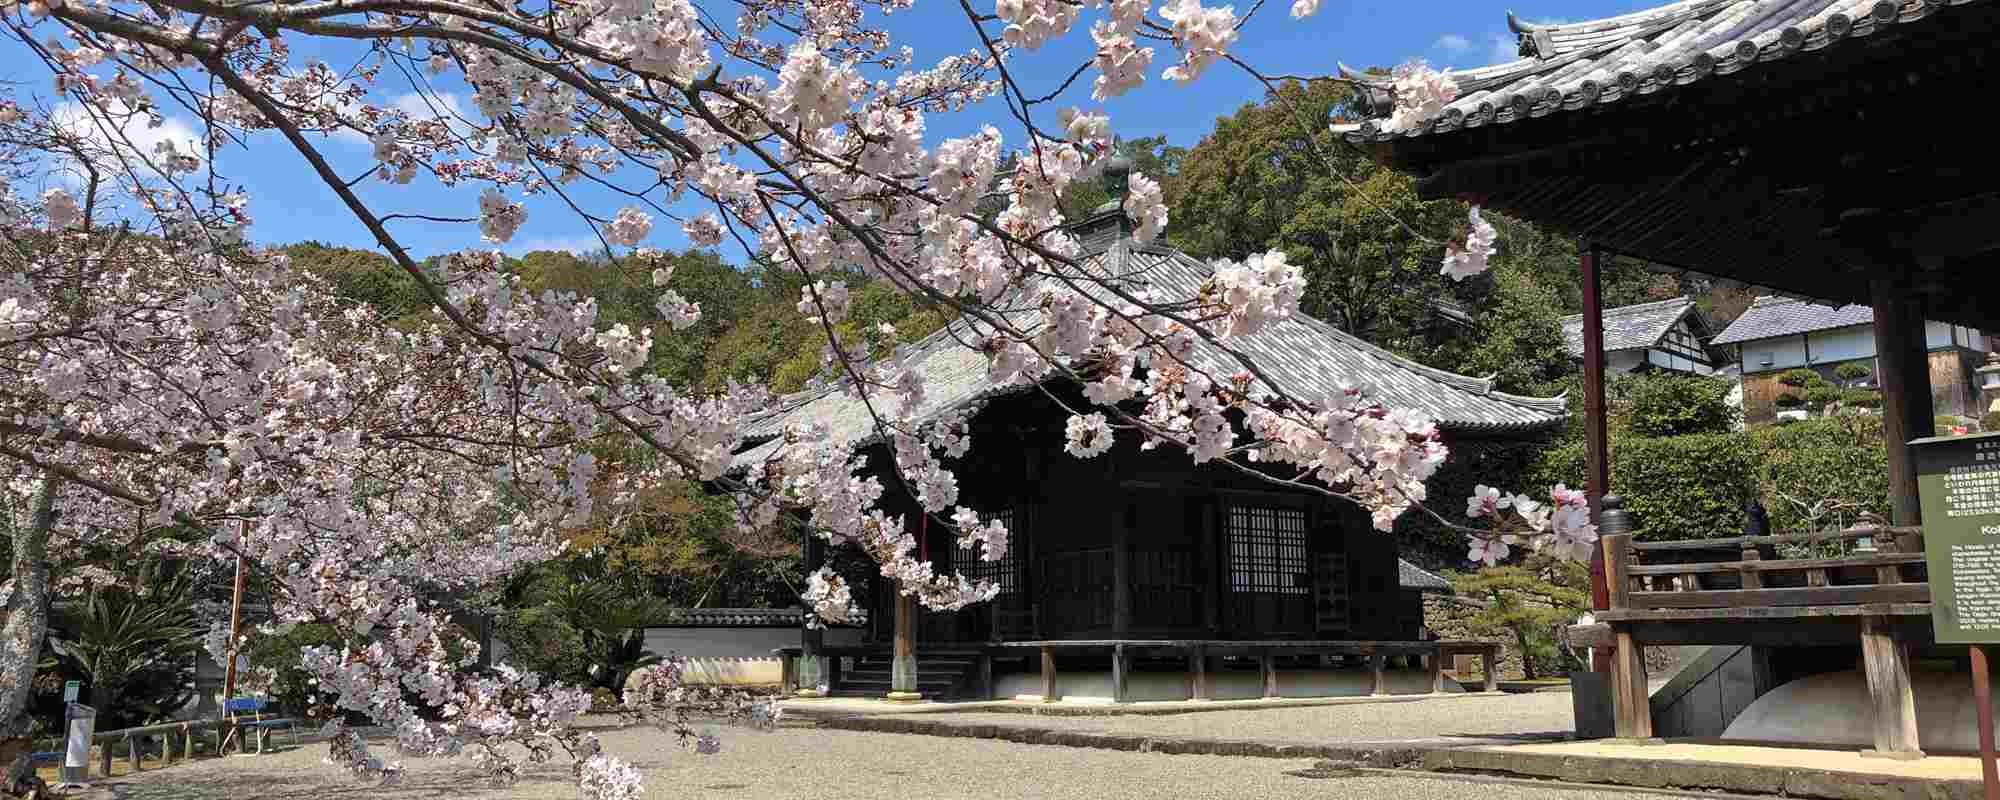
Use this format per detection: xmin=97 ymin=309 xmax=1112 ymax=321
xmin=1102 ymin=150 xmax=1133 ymax=202
xmin=1507 ymin=11 xmax=1553 ymax=60
xmin=1336 ymin=62 xmax=1395 ymax=118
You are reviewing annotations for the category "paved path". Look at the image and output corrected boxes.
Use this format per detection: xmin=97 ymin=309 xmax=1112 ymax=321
xmin=85 ymin=724 xmax=1721 ymax=800
xmin=899 ymin=689 xmax=1577 ymax=743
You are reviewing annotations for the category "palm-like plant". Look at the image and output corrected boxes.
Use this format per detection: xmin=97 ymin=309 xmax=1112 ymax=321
xmin=515 ymin=580 xmax=668 ymax=691
xmin=50 ymin=569 xmax=201 ymax=728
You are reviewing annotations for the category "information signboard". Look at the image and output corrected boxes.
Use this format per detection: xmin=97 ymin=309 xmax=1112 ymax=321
xmin=1917 ymin=431 xmax=2000 ymax=643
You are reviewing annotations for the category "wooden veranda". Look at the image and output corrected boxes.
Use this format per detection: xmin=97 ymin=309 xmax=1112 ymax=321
xmin=1336 ymin=0 xmax=2000 ymax=758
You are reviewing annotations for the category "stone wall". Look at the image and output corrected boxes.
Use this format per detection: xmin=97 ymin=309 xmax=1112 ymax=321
xmin=1422 ymin=594 xmax=1527 ymax=680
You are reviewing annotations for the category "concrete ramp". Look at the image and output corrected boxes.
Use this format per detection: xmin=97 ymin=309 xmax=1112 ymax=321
xmin=1723 ymin=669 xmax=1987 ymax=752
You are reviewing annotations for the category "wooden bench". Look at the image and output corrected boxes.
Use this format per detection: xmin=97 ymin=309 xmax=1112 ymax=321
xmin=1594 ymin=508 xmax=1927 ymax=755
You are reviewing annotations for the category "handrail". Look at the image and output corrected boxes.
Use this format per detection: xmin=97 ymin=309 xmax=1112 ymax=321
xmin=1630 ymin=524 xmax=1919 ymax=552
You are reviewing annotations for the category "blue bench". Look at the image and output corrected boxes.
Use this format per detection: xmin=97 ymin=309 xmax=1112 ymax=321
xmin=224 ymin=698 xmax=295 ymax=754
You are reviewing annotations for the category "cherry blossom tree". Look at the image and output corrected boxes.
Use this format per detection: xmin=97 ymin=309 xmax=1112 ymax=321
xmin=0 ymin=0 xmax=1591 ymax=793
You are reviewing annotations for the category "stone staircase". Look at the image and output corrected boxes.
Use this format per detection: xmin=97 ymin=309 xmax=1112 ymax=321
xmin=828 ymin=650 xmax=981 ymax=699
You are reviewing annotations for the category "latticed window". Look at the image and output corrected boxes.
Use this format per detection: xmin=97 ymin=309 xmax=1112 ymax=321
xmin=1227 ymin=504 xmax=1309 ymax=596
xmin=955 ymin=507 xmax=1017 ymax=595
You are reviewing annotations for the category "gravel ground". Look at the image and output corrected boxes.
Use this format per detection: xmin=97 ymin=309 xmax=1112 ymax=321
xmin=83 ymin=722 xmax=1690 ymax=800
xmin=906 ymin=690 xmax=1579 ymax=743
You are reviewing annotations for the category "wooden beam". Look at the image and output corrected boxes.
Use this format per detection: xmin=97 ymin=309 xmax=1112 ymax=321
xmin=1871 ymin=276 xmax=1935 ymax=528
xmin=1859 ymin=615 xmax=1923 ymax=758
xmin=1612 ymin=628 xmax=1652 ymax=739
xmin=1626 ymin=583 xmax=1930 ymax=609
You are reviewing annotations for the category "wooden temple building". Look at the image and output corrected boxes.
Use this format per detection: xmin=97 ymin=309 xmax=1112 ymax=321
xmin=1338 ymin=0 xmax=2000 ymax=755
xmin=743 ymin=189 xmax=1545 ymax=701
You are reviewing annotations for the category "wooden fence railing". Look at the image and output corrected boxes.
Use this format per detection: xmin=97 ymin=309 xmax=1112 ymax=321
xmin=31 ymin=713 xmax=296 ymax=776
xmin=1603 ymin=524 xmax=1929 ymax=619
xmin=1591 ymin=500 xmax=1930 ymax=754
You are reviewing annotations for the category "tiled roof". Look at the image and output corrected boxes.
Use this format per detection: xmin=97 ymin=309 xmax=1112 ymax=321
xmin=732 ymin=237 xmax=1566 ymax=469
xmin=647 ymin=607 xmax=868 ymax=627
xmin=1710 ymin=295 xmax=1874 ymax=345
xmin=1559 ymin=297 xmax=1696 ymax=358
xmin=1399 ymin=559 xmax=1453 ymax=592
xmin=1337 ymin=0 xmax=1978 ymax=144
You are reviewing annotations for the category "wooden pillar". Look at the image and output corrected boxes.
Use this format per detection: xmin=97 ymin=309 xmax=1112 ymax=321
xmin=1601 ymin=524 xmax=1652 ymax=739
xmin=1481 ymin=648 xmax=1499 ymax=693
xmin=1260 ymin=650 xmax=1279 ymax=698
xmin=1200 ymin=500 xmax=1220 ymax=635
xmin=1369 ymin=653 xmax=1388 ymax=696
xmin=1426 ymin=651 xmax=1445 ymax=694
xmin=1190 ymin=646 xmax=1213 ymax=701
xmin=1114 ymin=504 xmax=1133 ymax=636
xmin=889 ymin=593 xmax=921 ymax=701
xmin=1581 ymin=244 xmax=1615 ymax=675
xmin=1112 ymin=644 xmax=1129 ymax=703
xmin=1871 ymin=276 xmax=1935 ymax=529
xmin=1040 ymin=646 xmax=1058 ymax=703
xmin=1580 ymin=244 xmax=1612 ymax=511
xmin=1859 ymin=615 xmax=1923 ymax=758
xmin=978 ymin=653 xmax=994 ymax=700
xmin=798 ymin=530 xmax=826 ymax=698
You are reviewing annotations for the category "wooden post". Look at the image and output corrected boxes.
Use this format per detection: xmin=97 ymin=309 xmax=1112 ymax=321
xmin=798 ymin=530 xmax=826 ymax=698
xmin=1600 ymin=501 xmax=1651 ymax=739
xmin=1871 ymin=276 xmax=1935 ymax=529
xmin=1739 ymin=546 xmax=1762 ymax=590
xmin=978 ymin=653 xmax=994 ymax=700
xmin=1040 ymin=645 xmax=1058 ymax=703
xmin=889 ymin=593 xmax=921 ymax=701
xmin=184 ymin=724 xmax=195 ymax=763
xmin=100 ymin=742 xmax=111 ymax=777
xmin=1974 ymin=645 xmax=1998 ymax=800
xmin=1426 ymin=651 xmax=1445 ymax=694
xmin=1579 ymin=244 xmax=1611 ymax=513
xmin=1114 ymin=504 xmax=1133 ymax=636
xmin=1369 ymin=653 xmax=1388 ymax=696
xmin=128 ymin=734 xmax=140 ymax=772
xmin=222 ymin=521 xmax=248 ymax=709
xmin=1190 ymin=646 xmax=1212 ymax=701
xmin=1859 ymin=615 xmax=1923 ymax=758
xmin=1481 ymin=648 xmax=1499 ymax=693
xmin=1260 ymin=650 xmax=1278 ymax=699
xmin=1111 ymin=644 xmax=1129 ymax=703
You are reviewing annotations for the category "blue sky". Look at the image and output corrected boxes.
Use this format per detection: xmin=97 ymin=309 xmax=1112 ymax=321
xmin=6 ymin=0 xmax=1653 ymax=263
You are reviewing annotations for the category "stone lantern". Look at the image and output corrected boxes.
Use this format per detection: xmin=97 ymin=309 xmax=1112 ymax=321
xmin=1977 ymin=351 xmax=2000 ymax=418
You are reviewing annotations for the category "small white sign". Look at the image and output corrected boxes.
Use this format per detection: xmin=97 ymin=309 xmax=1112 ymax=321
xmin=62 ymin=680 xmax=79 ymax=702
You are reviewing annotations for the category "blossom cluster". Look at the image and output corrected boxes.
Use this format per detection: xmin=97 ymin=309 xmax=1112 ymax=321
xmin=1464 ymin=483 xmax=1600 ymax=565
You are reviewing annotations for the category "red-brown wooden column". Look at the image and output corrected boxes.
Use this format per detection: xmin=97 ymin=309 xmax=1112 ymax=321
xmin=1580 ymin=244 xmax=1614 ymax=674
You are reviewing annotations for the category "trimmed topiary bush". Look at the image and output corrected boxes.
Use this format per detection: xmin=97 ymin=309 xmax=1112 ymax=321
xmin=1623 ymin=374 xmax=1739 ymax=437
xmin=1754 ymin=417 xmax=1889 ymax=533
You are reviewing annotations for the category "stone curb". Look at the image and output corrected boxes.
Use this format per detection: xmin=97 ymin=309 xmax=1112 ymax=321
xmin=1421 ymin=747 xmax=1984 ymax=800
xmin=812 ymin=713 xmax=1987 ymax=800
xmin=810 ymin=714 xmax=1429 ymax=768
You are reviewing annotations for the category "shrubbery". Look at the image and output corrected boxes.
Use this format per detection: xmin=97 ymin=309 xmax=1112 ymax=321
xmin=1624 ymin=374 xmax=1738 ymax=437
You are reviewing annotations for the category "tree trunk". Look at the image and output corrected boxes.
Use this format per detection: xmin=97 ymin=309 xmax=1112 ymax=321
xmin=1 ymin=476 xmax=60 ymax=795
xmin=1512 ymin=624 xmax=1537 ymax=681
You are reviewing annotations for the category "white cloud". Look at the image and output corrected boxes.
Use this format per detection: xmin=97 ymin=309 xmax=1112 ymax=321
xmin=508 ymin=235 xmax=604 ymax=257
xmin=390 ymin=90 xmax=480 ymax=141
xmin=51 ymin=101 xmax=204 ymax=169
xmin=1434 ymin=34 xmax=1472 ymax=53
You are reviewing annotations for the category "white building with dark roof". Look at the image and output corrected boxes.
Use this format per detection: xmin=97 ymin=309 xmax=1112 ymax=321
xmin=1711 ymin=296 xmax=1989 ymax=423
xmin=1559 ymin=296 xmax=1720 ymax=376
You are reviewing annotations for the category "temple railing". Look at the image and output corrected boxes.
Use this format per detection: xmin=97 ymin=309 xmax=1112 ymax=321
xmin=1601 ymin=524 xmax=1930 ymax=621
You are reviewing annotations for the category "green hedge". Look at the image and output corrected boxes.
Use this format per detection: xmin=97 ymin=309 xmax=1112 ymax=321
xmin=1529 ymin=433 xmax=1758 ymax=540
xmin=1752 ymin=417 xmax=1889 ymax=532
xmin=1527 ymin=418 xmax=1891 ymax=541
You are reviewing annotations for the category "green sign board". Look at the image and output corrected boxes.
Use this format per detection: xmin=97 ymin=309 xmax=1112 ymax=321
xmin=1918 ymin=431 xmax=2000 ymax=644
